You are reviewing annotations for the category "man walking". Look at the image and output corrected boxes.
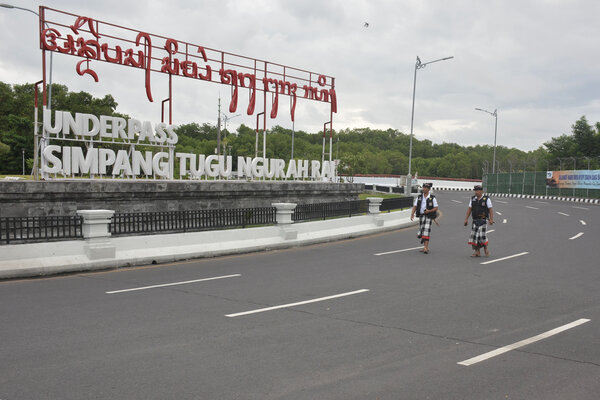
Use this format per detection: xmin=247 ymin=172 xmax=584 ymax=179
xmin=464 ymin=185 xmax=494 ymax=257
xmin=410 ymin=183 xmax=438 ymax=254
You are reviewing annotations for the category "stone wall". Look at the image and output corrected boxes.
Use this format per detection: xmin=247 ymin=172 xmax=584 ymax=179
xmin=0 ymin=180 xmax=364 ymax=217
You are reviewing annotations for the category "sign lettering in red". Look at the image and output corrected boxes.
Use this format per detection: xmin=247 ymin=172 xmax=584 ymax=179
xmin=39 ymin=6 xmax=337 ymax=123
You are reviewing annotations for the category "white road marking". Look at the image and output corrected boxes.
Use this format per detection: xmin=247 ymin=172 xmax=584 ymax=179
xmin=452 ymin=200 xmax=462 ymax=203
xmin=496 ymin=212 xmax=503 ymax=216
xmin=580 ymin=220 xmax=587 ymax=226
xmin=535 ymin=201 xmax=549 ymax=204
xmin=458 ymin=319 xmax=590 ymax=366
xmin=106 ymin=274 xmax=241 ymax=294
xmin=558 ymin=212 xmax=570 ymax=217
xmin=487 ymin=229 xmax=495 ymax=233
xmin=374 ymin=246 xmax=423 ymax=256
xmin=497 ymin=200 xmax=508 ymax=204
xmin=225 ymin=289 xmax=370 ymax=317
xmin=502 ymin=219 xmax=507 ymax=224
xmin=525 ymin=206 xmax=539 ymax=210
xmin=480 ymin=252 xmax=528 ymax=265
xmin=573 ymin=206 xmax=589 ymax=210
xmin=569 ymin=232 xmax=584 ymax=240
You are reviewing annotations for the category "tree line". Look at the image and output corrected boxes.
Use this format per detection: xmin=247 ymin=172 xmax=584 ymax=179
xmin=1 ymin=81 xmax=599 ymax=178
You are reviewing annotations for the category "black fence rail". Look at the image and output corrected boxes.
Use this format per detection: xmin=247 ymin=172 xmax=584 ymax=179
xmin=292 ymin=200 xmax=369 ymax=222
xmin=380 ymin=197 xmax=414 ymax=212
xmin=110 ymin=207 xmax=276 ymax=236
xmin=0 ymin=216 xmax=83 ymax=245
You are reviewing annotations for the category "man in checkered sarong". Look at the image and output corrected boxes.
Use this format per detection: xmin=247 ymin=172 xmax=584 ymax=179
xmin=464 ymin=185 xmax=494 ymax=257
xmin=410 ymin=183 xmax=438 ymax=254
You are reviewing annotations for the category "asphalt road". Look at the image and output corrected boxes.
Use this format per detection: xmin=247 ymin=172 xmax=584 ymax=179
xmin=1 ymin=191 xmax=599 ymax=400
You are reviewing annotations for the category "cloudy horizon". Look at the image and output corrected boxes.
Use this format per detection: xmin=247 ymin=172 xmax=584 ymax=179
xmin=2 ymin=0 xmax=599 ymax=152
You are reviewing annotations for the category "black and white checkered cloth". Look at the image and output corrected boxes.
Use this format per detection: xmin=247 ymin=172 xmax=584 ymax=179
xmin=468 ymin=220 xmax=488 ymax=248
xmin=418 ymin=215 xmax=432 ymax=242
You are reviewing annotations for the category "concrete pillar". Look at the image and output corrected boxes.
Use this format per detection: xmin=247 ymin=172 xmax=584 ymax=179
xmin=272 ymin=203 xmax=297 ymax=225
xmin=366 ymin=197 xmax=383 ymax=214
xmin=77 ymin=210 xmax=116 ymax=260
xmin=77 ymin=210 xmax=115 ymax=238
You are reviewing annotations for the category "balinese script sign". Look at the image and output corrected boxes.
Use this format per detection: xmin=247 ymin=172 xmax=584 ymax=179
xmin=38 ymin=6 xmax=337 ymax=124
xmin=41 ymin=110 xmax=337 ymax=180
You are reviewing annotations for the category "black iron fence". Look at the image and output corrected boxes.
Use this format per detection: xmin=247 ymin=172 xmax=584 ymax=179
xmin=0 ymin=215 xmax=83 ymax=244
xmin=380 ymin=196 xmax=414 ymax=212
xmin=110 ymin=207 xmax=276 ymax=236
xmin=292 ymin=200 xmax=369 ymax=221
xmin=1 ymin=198 xmax=413 ymax=245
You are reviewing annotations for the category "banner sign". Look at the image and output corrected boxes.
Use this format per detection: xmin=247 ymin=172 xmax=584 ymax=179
xmin=546 ymin=170 xmax=600 ymax=190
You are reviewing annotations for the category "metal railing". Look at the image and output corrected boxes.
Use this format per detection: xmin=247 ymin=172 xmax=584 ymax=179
xmin=380 ymin=197 xmax=414 ymax=212
xmin=1 ymin=198 xmax=413 ymax=245
xmin=292 ymin=200 xmax=369 ymax=221
xmin=1 ymin=215 xmax=83 ymax=244
xmin=110 ymin=207 xmax=276 ymax=236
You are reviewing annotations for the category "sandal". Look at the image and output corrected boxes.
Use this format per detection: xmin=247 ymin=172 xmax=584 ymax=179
xmin=471 ymin=253 xmax=480 ymax=257
xmin=423 ymin=250 xmax=429 ymax=254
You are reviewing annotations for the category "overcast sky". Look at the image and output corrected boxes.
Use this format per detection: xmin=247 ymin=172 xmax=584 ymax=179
xmin=2 ymin=0 xmax=600 ymax=151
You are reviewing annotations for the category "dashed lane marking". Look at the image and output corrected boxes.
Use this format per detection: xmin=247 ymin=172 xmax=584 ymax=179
xmin=106 ymin=274 xmax=241 ymax=294
xmin=374 ymin=246 xmax=423 ymax=256
xmin=558 ymin=212 xmax=570 ymax=217
xmin=458 ymin=319 xmax=590 ymax=366
xmin=225 ymin=289 xmax=370 ymax=317
xmin=480 ymin=252 xmax=528 ymax=265
xmin=569 ymin=232 xmax=584 ymax=240
xmin=525 ymin=206 xmax=539 ymax=210
xmin=580 ymin=220 xmax=587 ymax=226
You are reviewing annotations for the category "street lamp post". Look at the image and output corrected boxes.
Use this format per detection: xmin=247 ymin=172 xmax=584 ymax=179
xmin=407 ymin=55 xmax=453 ymax=194
xmin=21 ymin=148 xmax=25 ymax=175
xmin=475 ymin=108 xmax=498 ymax=173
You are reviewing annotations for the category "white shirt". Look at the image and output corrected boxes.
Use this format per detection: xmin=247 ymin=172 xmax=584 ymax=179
xmin=468 ymin=196 xmax=493 ymax=208
xmin=413 ymin=192 xmax=438 ymax=215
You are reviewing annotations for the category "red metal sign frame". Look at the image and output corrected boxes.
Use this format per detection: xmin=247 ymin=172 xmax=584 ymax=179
xmin=38 ymin=5 xmax=336 ymax=137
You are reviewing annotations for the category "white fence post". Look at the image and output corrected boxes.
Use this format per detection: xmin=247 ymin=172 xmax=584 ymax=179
xmin=77 ymin=210 xmax=116 ymax=260
xmin=272 ymin=203 xmax=297 ymax=224
xmin=366 ymin=197 xmax=383 ymax=214
xmin=272 ymin=203 xmax=297 ymax=240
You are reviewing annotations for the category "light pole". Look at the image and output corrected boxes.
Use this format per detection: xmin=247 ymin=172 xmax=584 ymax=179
xmin=475 ymin=108 xmax=498 ymax=173
xmin=1 ymin=4 xmax=53 ymax=108
xmin=21 ymin=148 xmax=25 ymax=175
xmin=407 ymin=55 xmax=453 ymax=194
